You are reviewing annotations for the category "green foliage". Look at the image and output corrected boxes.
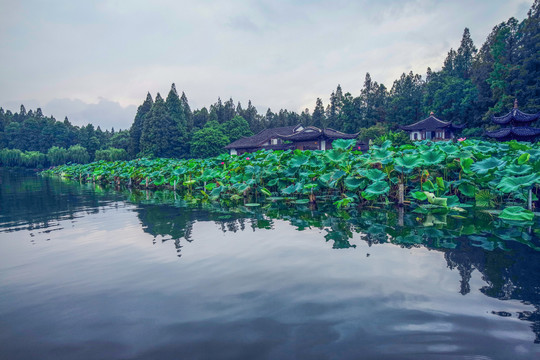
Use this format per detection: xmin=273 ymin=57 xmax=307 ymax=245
xmin=499 ymin=206 xmax=534 ymax=221
xmin=43 ymin=139 xmax=540 ymax=213
xmin=47 ymin=146 xmax=68 ymax=166
xmin=67 ymin=145 xmax=90 ymax=164
xmin=95 ymin=147 xmax=129 ymax=162
xmin=190 ymin=125 xmax=230 ymax=158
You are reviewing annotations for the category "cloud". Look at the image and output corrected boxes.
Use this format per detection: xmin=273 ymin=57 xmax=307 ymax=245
xmin=0 ymin=0 xmax=534 ymax=124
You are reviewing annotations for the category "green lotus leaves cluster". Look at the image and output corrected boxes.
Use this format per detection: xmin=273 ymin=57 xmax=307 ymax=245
xmin=43 ymin=139 xmax=540 ymax=221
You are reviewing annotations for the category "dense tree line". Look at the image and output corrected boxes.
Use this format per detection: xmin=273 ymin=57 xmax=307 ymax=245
xmin=0 ymin=104 xmax=130 ymax=167
xmin=1 ymin=1 xmax=538 ymax=163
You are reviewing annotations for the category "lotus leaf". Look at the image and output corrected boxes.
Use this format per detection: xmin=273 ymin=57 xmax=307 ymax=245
xmin=394 ymin=155 xmax=422 ymax=169
xmin=245 ymin=203 xmax=261 ymax=207
xmin=331 ymin=170 xmax=347 ymax=181
xmin=369 ymin=149 xmax=394 ymax=164
xmin=423 ymin=192 xmax=447 ymax=207
xmin=344 ymin=176 xmax=365 ymax=191
xmin=458 ymin=183 xmax=477 ymax=198
xmin=518 ymin=152 xmax=530 ymax=165
xmin=411 ymin=191 xmax=427 ymax=201
xmin=290 ymin=155 xmax=310 ymax=167
xmin=437 ymin=144 xmax=459 ymax=155
xmin=499 ymin=206 xmax=534 ymax=221
xmin=325 ymin=150 xmax=348 ymax=163
xmin=363 ymin=181 xmax=390 ymax=196
xmin=331 ymin=139 xmax=356 ymax=151
xmin=470 ymin=157 xmax=506 ymax=175
xmin=475 ymin=190 xmax=495 ymax=207
xmin=460 ymin=158 xmax=473 ymax=174
xmin=421 ymin=150 xmax=445 ymax=165
xmin=282 ymin=184 xmax=297 ymax=195
xmin=497 ymin=173 xmax=540 ymax=193
xmin=503 ymin=164 xmax=532 ymax=176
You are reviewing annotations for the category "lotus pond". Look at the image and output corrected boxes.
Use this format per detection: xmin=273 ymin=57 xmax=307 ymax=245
xmin=44 ymin=139 xmax=540 ymax=221
xmin=1 ymin=168 xmax=539 ymax=359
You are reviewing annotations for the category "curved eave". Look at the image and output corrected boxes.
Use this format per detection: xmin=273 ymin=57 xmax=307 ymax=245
xmin=485 ymin=126 xmax=540 ymax=139
xmin=492 ymin=109 xmax=540 ymax=124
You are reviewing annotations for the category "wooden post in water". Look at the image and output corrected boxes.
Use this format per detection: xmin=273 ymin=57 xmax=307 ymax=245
xmin=146 ymin=177 xmax=149 ymax=188
xmin=528 ymin=188 xmax=533 ymax=210
xmin=173 ymin=180 xmax=177 ymax=191
xmin=128 ymin=177 xmax=132 ymax=187
xmin=398 ymin=183 xmax=404 ymax=207
xmin=398 ymin=206 xmax=404 ymax=227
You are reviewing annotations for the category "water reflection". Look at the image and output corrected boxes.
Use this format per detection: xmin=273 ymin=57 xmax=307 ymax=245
xmin=1 ymin=169 xmax=540 ymax=349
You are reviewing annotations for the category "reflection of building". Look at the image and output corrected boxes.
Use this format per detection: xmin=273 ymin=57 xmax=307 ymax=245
xmin=225 ymin=124 xmax=363 ymax=155
xmin=485 ymin=100 xmax=540 ymax=142
xmin=400 ymin=112 xmax=464 ymax=141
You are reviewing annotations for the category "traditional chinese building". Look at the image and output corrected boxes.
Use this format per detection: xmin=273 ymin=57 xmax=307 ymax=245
xmin=400 ymin=112 xmax=464 ymax=141
xmin=225 ymin=125 xmax=363 ymax=155
xmin=485 ymin=100 xmax=540 ymax=142
xmin=277 ymin=126 xmax=361 ymax=151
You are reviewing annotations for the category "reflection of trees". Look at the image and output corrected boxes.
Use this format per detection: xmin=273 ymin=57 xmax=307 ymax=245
xmin=0 ymin=169 xmax=125 ymax=232
xmin=7 ymin=170 xmax=540 ymax=343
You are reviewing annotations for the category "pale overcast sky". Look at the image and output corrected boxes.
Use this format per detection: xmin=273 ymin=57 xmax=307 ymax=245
xmin=0 ymin=0 xmax=533 ymax=129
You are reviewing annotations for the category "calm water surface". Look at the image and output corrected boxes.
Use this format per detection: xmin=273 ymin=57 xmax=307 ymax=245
xmin=0 ymin=169 xmax=539 ymax=359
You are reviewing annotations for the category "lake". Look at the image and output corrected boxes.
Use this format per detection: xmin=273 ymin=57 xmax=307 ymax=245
xmin=1 ymin=169 xmax=539 ymax=359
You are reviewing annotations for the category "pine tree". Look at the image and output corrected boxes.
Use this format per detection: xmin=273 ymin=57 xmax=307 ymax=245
xmin=514 ymin=0 xmax=540 ymax=110
xmin=129 ymin=92 xmax=153 ymax=156
xmin=180 ymin=91 xmax=192 ymax=131
xmin=455 ymin=28 xmax=478 ymax=79
xmin=140 ymin=93 xmax=180 ymax=158
xmin=166 ymin=83 xmax=189 ymax=157
xmin=311 ymin=98 xmax=326 ymax=128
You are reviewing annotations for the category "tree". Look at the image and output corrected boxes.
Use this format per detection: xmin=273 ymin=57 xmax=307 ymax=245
xmin=180 ymin=91 xmax=193 ymax=131
xmin=190 ymin=123 xmax=229 ymax=158
xmin=455 ymin=28 xmax=477 ymax=79
xmin=140 ymin=93 xmax=181 ymax=158
xmin=129 ymin=92 xmax=153 ymax=156
xmin=311 ymin=98 xmax=326 ymax=128
xmin=221 ymin=115 xmax=253 ymax=143
xmin=388 ymin=71 xmax=425 ymax=125
xmin=166 ymin=83 xmax=189 ymax=157
xmin=513 ymin=0 xmax=540 ymax=111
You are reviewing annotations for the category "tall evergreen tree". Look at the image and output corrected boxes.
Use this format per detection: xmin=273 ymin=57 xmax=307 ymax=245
xmin=180 ymin=91 xmax=193 ymax=131
xmin=388 ymin=71 xmax=425 ymax=125
xmin=455 ymin=28 xmax=478 ymax=79
xmin=166 ymin=83 xmax=189 ymax=157
xmin=513 ymin=0 xmax=540 ymax=111
xmin=129 ymin=92 xmax=153 ymax=156
xmin=140 ymin=93 xmax=181 ymax=158
xmin=311 ymin=98 xmax=326 ymax=128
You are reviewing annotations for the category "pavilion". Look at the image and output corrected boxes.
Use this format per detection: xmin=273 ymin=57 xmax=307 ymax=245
xmin=485 ymin=100 xmax=540 ymax=142
xmin=225 ymin=125 xmax=363 ymax=155
xmin=400 ymin=112 xmax=464 ymax=141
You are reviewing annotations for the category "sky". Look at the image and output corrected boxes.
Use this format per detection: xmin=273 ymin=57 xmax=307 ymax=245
xmin=0 ymin=0 xmax=533 ymax=130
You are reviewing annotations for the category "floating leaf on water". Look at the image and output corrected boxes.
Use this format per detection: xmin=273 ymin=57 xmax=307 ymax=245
xmin=244 ymin=203 xmax=261 ymax=207
xmin=499 ymin=206 xmax=534 ymax=221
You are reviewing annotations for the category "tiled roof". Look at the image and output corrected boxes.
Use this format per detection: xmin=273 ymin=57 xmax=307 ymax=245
xmin=323 ymin=128 xmax=359 ymax=139
xmin=492 ymin=109 xmax=540 ymax=125
xmin=277 ymin=126 xmax=359 ymax=141
xmin=225 ymin=125 xmax=301 ymax=149
xmin=400 ymin=115 xmax=465 ymax=131
xmin=485 ymin=126 xmax=540 ymax=139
